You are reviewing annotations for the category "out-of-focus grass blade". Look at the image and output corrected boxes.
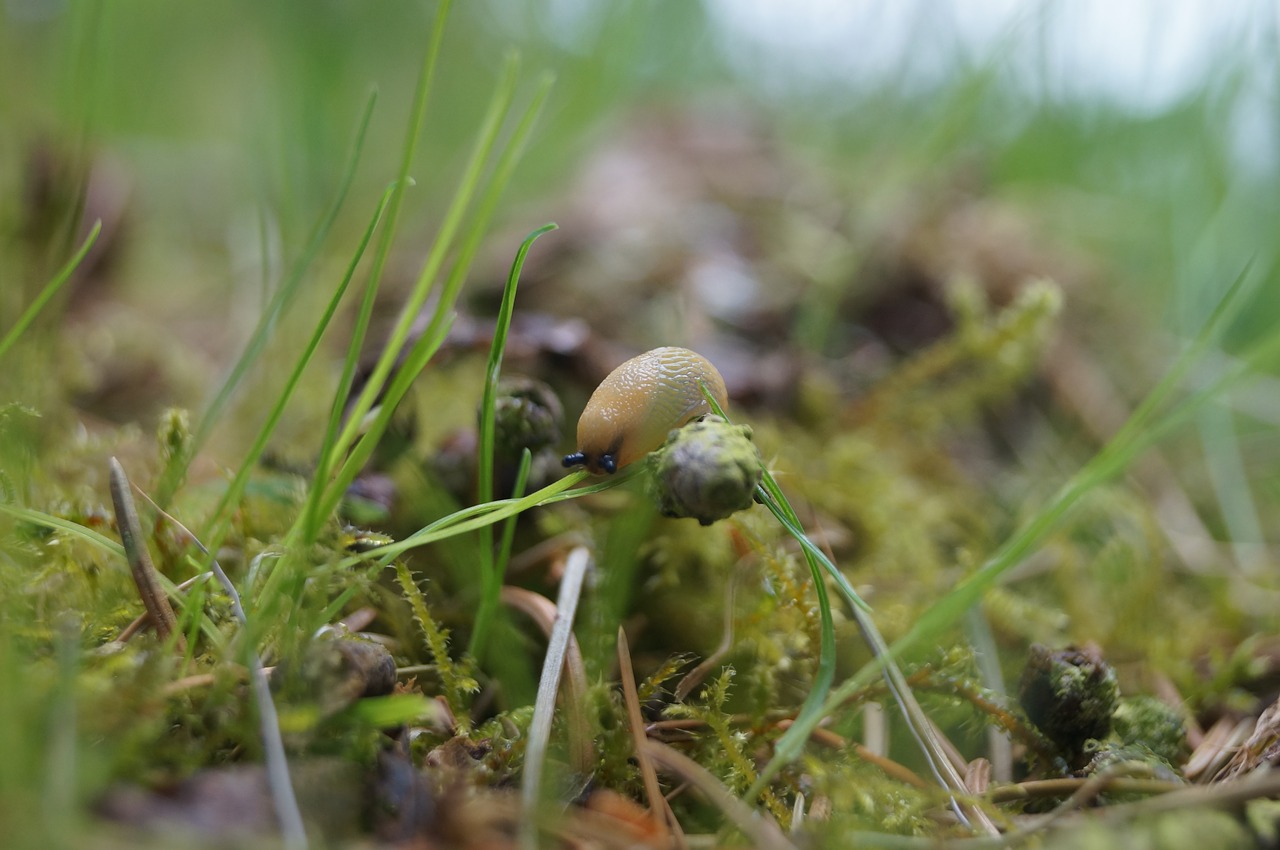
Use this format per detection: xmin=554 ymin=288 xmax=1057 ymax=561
xmin=155 ymin=84 xmax=380 ymax=508
xmin=0 ymin=220 xmax=101 ymax=363
xmin=312 ymin=54 xmax=524 ymax=526
xmin=200 ymin=98 xmax=388 ymax=558
xmin=0 ymin=502 xmax=123 ymax=559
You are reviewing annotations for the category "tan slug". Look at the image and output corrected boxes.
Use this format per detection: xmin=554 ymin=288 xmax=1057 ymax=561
xmin=562 ymin=346 xmax=729 ymax=474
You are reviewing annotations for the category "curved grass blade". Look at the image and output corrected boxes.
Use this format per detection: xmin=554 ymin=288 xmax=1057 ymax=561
xmin=0 ymin=220 xmax=101 ymax=362
xmin=698 ymin=387 xmax=991 ymax=827
xmin=343 ymin=466 xmax=638 ymax=571
xmin=0 ymin=502 xmax=123 ymax=559
xmin=472 ymin=223 xmax=558 ymax=658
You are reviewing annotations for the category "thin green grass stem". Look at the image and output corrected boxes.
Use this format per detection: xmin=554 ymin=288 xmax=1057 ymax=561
xmin=693 ymin=387 xmax=857 ymax=802
xmin=343 ymin=468 xmax=633 ymax=571
xmin=251 ymin=469 xmax=615 ymax=640
xmin=698 ymin=395 xmax=1024 ymax=829
xmin=300 ymin=173 xmax=396 ymax=543
xmin=472 ymin=223 xmax=558 ymax=658
xmin=157 ymin=91 xmax=378 ymax=508
xmin=320 ymin=64 xmax=553 ymax=534
xmin=0 ymin=220 xmax=101 ymax=363
xmin=350 ymin=0 xmax=453 ymax=358
xmin=202 ymin=178 xmax=394 ymax=560
xmin=320 ymin=55 xmax=523 ymax=508
xmin=496 ymin=449 xmax=533 ymax=580
xmin=299 ymin=0 xmax=455 ymax=542
xmin=407 ymin=72 xmax=556 ymax=377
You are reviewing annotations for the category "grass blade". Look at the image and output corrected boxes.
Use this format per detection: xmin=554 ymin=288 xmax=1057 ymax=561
xmin=318 ymin=64 xmax=554 ymax=529
xmin=299 ymin=2 xmax=457 ymax=543
xmin=698 ymin=386 xmax=994 ymax=828
xmin=0 ymin=502 xmax=124 ymax=559
xmin=312 ymin=56 xmax=523 ymax=526
xmin=156 ymin=88 xmax=380 ymax=507
xmin=471 ymin=222 xmax=558 ymax=658
xmin=0 ymin=220 xmax=101 ymax=362
xmin=202 ymin=156 xmax=394 ymax=558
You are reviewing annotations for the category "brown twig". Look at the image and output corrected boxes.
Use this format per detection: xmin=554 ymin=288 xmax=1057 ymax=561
xmin=776 ymin=719 xmax=929 ymax=788
xmin=108 ymin=458 xmax=186 ymax=653
xmin=641 ymin=739 xmax=797 ymax=850
xmin=617 ymin=626 xmax=677 ymax=845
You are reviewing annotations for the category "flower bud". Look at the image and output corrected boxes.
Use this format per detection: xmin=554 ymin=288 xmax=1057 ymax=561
xmin=650 ymin=416 xmax=761 ymax=526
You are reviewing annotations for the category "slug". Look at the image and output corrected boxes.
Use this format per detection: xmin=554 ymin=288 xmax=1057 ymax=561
xmin=562 ymin=346 xmax=729 ymax=474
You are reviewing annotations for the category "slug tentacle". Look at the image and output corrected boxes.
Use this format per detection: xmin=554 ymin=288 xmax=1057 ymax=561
xmin=563 ymin=346 xmax=729 ymax=475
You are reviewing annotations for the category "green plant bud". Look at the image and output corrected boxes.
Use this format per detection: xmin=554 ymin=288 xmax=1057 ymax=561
xmin=649 ymin=415 xmax=761 ymax=526
xmin=1112 ymin=695 xmax=1189 ymax=767
xmin=1019 ymin=643 xmax=1119 ymax=764
xmin=156 ymin=407 xmax=192 ymax=466
xmin=487 ymin=377 xmax=563 ymax=460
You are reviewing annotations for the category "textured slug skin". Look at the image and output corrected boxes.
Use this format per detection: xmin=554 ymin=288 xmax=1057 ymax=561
xmin=573 ymin=347 xmax=728 ymax=474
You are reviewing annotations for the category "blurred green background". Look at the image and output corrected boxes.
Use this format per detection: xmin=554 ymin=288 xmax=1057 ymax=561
xmin=4 ymin=0 xmax=1275 ymax=329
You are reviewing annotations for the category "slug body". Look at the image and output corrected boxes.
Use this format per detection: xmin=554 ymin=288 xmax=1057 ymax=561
xmin=563 ymin=347 xmax=728 ymax=475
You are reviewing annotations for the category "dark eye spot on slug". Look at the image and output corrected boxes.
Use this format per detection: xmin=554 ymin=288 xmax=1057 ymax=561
xmin=561 ymin=449 xmax=619 ymax=474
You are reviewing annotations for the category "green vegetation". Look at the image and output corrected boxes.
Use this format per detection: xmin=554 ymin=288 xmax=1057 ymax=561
xmin=3 ymin=2 xmax=1280 ymax=848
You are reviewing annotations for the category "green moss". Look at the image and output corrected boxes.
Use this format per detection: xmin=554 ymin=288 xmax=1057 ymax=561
xmin=1043 ymin=810 xmax=1254 ymax=850
xmin=1112 ymin=695 xmax=1189 ymax=768
xmin=1019 ymin=643 xmax=1119 ymax=766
